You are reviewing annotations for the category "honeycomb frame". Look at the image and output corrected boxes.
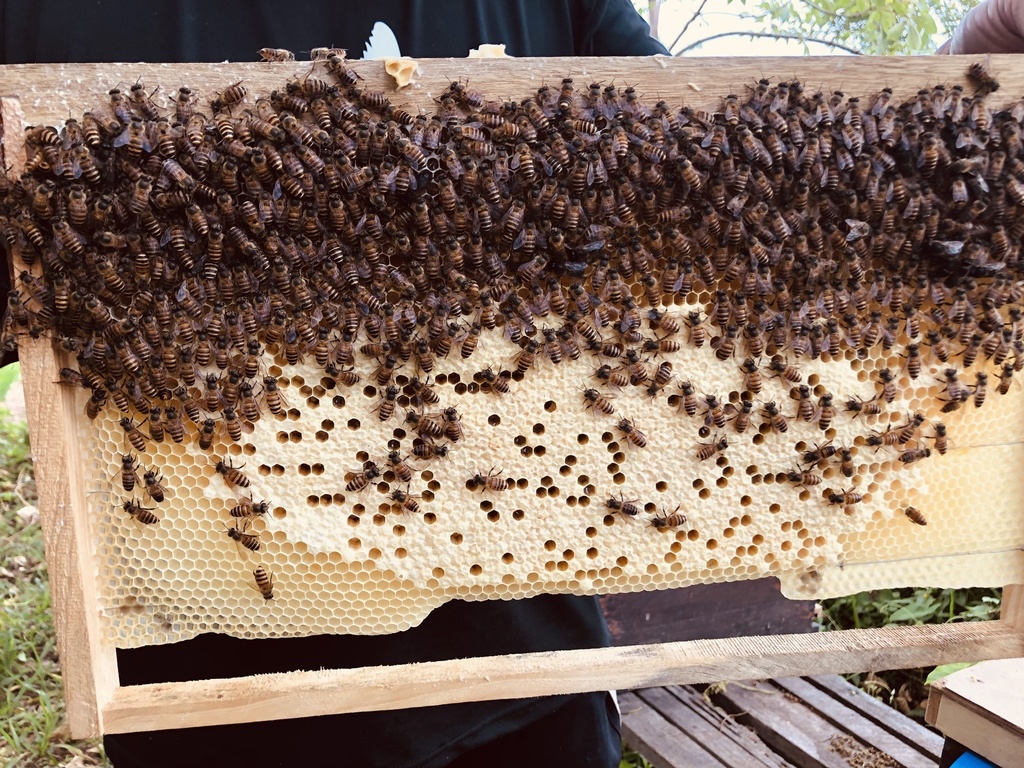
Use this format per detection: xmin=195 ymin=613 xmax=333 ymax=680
xmin=2 ymin=54 xmax=1024 ymax=741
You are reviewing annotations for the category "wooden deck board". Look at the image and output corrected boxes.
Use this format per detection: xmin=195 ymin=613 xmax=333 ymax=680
xmin=807 ymin=675 xmax=943 ymax=760
xmin=624 ymin=675 xmax=943 ymax=768
xmin=636 ymin=685 xmax=792 ymax=767
xmin=772 ymin=677 xmax=937 ymax=768
xmin=619 ymin=691 xmax=730 ymax=768
xmin=711 ymin=680 xmax=903 ymax=768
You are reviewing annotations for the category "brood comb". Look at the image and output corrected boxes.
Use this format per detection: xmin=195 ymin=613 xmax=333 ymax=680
xmin=3 ymin=60 xmax=1023 ymax=647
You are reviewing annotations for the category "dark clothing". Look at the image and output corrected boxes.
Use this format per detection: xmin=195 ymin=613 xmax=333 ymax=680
xmin=0 ymin=0 xmax=669 ymax=63
xmin=0 ymin=2 xmax=664 ymax=764
xmin=105 ymin=596 xmax=614 ymax=768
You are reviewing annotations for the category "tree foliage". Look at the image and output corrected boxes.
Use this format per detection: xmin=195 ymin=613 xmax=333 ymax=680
xmin=634 ymin=0 xmax=981 ymax=55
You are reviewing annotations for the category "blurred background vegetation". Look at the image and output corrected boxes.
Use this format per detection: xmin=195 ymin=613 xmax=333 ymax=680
xmin=632 ymin=0 xmax=981 ymax=56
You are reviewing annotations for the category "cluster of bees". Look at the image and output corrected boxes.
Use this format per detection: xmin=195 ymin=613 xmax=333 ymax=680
xmin=1 ymin=56 xmax=1023 ymax=598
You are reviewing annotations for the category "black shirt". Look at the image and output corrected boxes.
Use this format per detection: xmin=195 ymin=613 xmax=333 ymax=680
xmin=0 ymin=0 xmax=669 ymax=62
xmin=0 ymin=2 xmax=663 ymax=765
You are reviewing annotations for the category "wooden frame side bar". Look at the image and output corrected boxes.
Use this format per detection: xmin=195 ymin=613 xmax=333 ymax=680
xmin=1003 ymin=583 xmax=1023 ymax=631
xmin=0 ymin=97 xmax=120 ymax=738
xmin=100 ymin=620 xmax=1023 ymax=735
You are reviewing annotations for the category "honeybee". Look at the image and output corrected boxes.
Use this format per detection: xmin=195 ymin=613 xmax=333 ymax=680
xmin=259 ymin=47 xmax=295 ymax=62
xmin=761 ymin=401 xmax=788 ymax=433
xmin=898 ymin=447 xmax=931 ymax=464
xmin=212 ymin=81 xmax=247 ymax=112
xmin=120 ymin=416 xmax=147 ymax=452
xmin=973 ymin=372 xmax=988 ymax=408
xmin=147 ymin=406 xmax=164 ymax=443
xmin=373 ymin=384 xmax=401 ymax=422
xmin=904 ymin=507 xmax=927 ymax=526
xmin=617 ymin=418 xmax=648 ymax=448
xmin=739 ymin=358 xmax=762 ymax=394
xmin=479 ymin=367 xmax=511 ymax=396
xmin=606 ymin=494 xmax=641 ymax=517
xmin=838 ymin=448 xmax=856 ymax=478
xmin=583 ymin=387 xmax=616 ymax=415
xmin=143 ymin=470 xmax=166 ymax=503
xmin=998 ymin=364 xmax=1017 ymax=396
xmin=768 ymin=356 xmax=801 ymax=383
xmin=215 ymin=457 xmax=251 ymax=488
xmin=471 ymin=467 xmax=508 ymax=492
xmin=876 ymin=368 xmax=897 ymax=404
xmin=649 ymin=506 xmax=686 ymax=530
xmin=442 ymin=407 xmax=464 ymax=442
xmin=685 ymin=311 xmax=707 ymax=347
xmin=723 ymin=399 xmax=753 ymax=433
xmin=802 ymin=440 xmax=838 ymax=465
xmin=231 ymin=496 xmax=270 ymax=518
xmin=412 ymin=439 xmax=451 ymax=461
xmin=390 ymin=487 xmax=422 ymax=515
xmin=826 ymin=488 xmax=864 ymax=507
xmin=253 ymin=566 xmax=275 ymax=600
xmin=866 ymin=428 xmax=903 ymax=450
xmin=262 ymin=377 xmax=287 ymax=415
xmin=225 ymin=519 xmax=261 ymax=551
xmin=894 ymin=413 xmax=925 ymax=444
xmin=346 ymin=460 xmax=382 ymax=492
xmin=696 ymin=434 xmax=728 ymax=461
xmin=123 ymin=499 xmax=159 ymax=525
xmin=386 ymin=451 xmax=416 ymax=484
xmin=119 ymin=453 xmax=140 ymax=492
xmin=701 ymin=394 xmax=727 ymax=428
xmin=786 ymin=469 xmax=822 ymax=487
xmin=198 ymin=419 xmax=218 ymax=451
xmin=845 ymin=397 xmax=881 ymax=418
xmin=817 ymin=395 xmax=836 ymax=431
xmin=677 ymin=381 xmax=699 ymax=417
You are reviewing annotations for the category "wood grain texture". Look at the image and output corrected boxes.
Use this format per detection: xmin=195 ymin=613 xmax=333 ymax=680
xmin=926 ymin=660 xmax=1024 ymax=768
xmin=933 ymin=659 xmax=1024 ymax=737
xmin=18 ymin=335 xmax=121 ymax=739
xmin=1002 ymin=584 xmax=1023 ymax=631
xmin=619 ymin=691 xmax=729 ymax=768
xmin=771 ymin=677 xmax=937 ymax=767
xmin=711 ymin=680 xmax=867 ymax=768
xmin=1 ymin=98 xmax=120 ymax=739
xmin=634 ymin=686 xmax=792 ymax=767
xmin=2 ymin=55 xmax=1024 ymax=129
xmin=99 ymin=621 xmax=1022 ymax=733
xmin=807 ymin=675 xmax=943 ymax=759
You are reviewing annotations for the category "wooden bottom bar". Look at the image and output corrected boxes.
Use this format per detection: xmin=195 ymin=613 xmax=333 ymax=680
xmin=98 ymin=619 xmax=1023 ymax=736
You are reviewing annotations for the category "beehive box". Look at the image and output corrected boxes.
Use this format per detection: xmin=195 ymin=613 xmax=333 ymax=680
xmin=1 ymin=55 xmax=1022 ymax=738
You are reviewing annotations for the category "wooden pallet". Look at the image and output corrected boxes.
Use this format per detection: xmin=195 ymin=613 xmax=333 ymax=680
xmin=1 ymin=56 xmax=1022 ymax=740
xmin=621 ymin=676 xmax=944 ymax=768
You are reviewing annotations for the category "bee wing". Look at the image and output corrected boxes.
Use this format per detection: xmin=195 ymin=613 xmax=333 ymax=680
xmin=512 ymin=228 xmax=528 ymax=251
xmin=54 ymin=150 xmax=80 ymax=179
xmin=112 ymin=125 xmax=133 ymax=148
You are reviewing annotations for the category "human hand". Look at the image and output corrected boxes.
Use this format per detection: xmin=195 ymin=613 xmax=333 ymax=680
xmin=937 ymin=0 xmax=1024 ymax=54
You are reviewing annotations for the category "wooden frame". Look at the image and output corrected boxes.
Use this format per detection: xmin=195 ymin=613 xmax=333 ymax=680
xmin=2 ymin=56 xmax=1023 ymax=740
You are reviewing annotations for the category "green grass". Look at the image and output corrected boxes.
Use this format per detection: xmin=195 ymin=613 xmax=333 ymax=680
xmin=0 ymin=407 xmax=107 ymax=768
xmin=620 ymin=746 xmax=654 ymax=768
xmin=819 ymin=587 xmax=1001 ymax=719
